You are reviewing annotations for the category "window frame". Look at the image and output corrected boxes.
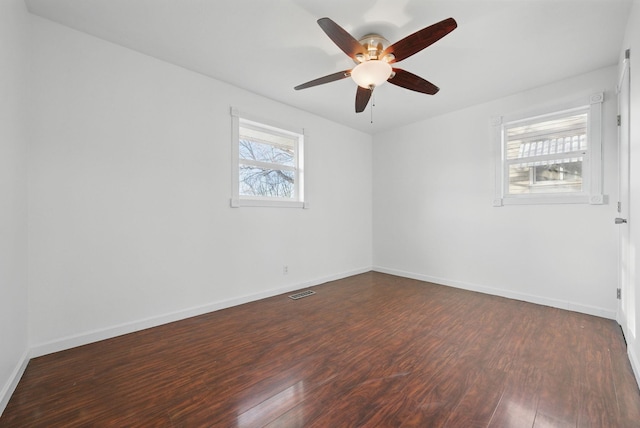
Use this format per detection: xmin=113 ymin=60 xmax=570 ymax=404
xmin=230 ymin=107 xmax=306 ymax=208
xmin=493 ymin=93 xmax=604 ymax=206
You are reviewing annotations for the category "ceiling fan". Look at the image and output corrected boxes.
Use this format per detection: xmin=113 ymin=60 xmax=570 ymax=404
xmin=295 ymin=17 xmax=457 ymax=113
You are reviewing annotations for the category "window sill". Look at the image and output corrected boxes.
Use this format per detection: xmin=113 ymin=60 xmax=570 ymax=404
xmin=494 ymin=194 xmax=604 ymax=206
xmin=230 ymin=198 xmax=307 ymax=208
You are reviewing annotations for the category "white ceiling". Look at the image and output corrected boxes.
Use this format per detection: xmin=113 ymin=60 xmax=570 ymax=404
xmin=25 ymin=0 xmax=631 ymax=134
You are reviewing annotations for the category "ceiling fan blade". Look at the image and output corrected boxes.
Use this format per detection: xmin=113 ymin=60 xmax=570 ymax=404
xmin=317 ymin=17 xmax=367 ymax=60
xmin=355 ymin=86 xmax=373 ymax=113
xmin=388 ymin=68 xmax=439 ymax=95
xmin=382 ymin=17 xmax=457 ymax=63
xmin=294 ymin=70 xmax=351 ymax=90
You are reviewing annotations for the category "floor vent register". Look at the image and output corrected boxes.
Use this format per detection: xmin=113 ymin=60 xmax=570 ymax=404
xmin=288 ymin=290 xmax=316 ymax=300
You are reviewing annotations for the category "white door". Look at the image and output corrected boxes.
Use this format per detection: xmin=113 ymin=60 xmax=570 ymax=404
xmin=618 ymin=50 xmax=631 ymax=333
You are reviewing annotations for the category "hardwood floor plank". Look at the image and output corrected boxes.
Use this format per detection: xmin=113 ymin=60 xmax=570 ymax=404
xmin=444 ymin=367 xmax=507 ymax=427
xmin=606 ymin=324 xmax=640 ymax=427
xmin=487 ymin=365 xmax=542 ymax=428
xmin=533 ymin=411 xmax=577 ymax=428
xmin=2 ymin=272 xmax=639 ymax=427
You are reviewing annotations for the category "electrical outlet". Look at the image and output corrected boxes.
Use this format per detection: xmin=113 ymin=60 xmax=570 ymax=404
xmin=283 ymin=265 xmax=288 ymax=275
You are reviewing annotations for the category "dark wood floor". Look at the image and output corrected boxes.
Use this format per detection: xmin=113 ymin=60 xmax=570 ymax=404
xmin=2 ymin=272 xmax=640 ymax=427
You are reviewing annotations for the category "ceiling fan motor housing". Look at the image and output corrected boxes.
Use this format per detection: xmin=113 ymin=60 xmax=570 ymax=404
xmin=355 ymin=34 xmax=391 ymax=62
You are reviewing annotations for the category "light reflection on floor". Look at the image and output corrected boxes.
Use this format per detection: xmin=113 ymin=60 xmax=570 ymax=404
xmin=237 ymin=381 xmax=305 ymax=427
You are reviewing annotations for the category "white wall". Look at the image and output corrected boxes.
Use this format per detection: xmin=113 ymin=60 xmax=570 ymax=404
xmin=621 ymin=0 xmax=640 ymax=384
xmin=373 ymin=66 xmax=619 ymax=318
xmin=27 ymin=16 xmax=373 ymax=355
xmin=0 ymin=0 xmax=30 ymax=414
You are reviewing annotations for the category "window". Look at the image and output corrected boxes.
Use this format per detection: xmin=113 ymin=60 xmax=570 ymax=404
xmin=231 ymin=108 xmax=305 ymax=207
xmin=493 ymin=93 xmax=604 ymax=205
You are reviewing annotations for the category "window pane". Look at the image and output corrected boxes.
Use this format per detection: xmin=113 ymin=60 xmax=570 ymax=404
xmin=239 ymin=165 xmax=294 ymax=198
xmin=506 ymin=113 xmax=587 ymax=160
xmin=239 ymin=139 xmax=294 ymax=167
xmin=508 ymin=158 xmax=583 ymax=194
xmin=240 ymin=122 xmax=296 ymax=150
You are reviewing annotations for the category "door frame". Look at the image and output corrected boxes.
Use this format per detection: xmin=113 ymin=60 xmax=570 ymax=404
xmin=617 ymin=49 xmax=631 ymax=334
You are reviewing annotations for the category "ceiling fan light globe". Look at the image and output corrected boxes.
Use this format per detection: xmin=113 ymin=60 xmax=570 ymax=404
xmin=351 ymin=60 xmax=392 ymax=88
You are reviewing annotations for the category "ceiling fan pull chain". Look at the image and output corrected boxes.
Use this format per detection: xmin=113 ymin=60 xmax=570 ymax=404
xmin=371 ymin=94 xmax=375 ymax=123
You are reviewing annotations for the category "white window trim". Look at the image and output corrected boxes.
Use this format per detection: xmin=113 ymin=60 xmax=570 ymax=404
xmin=492 ymin=93 xmax=604 ymax=206
xmin=230 ymin=107 xmax=307 ymax=208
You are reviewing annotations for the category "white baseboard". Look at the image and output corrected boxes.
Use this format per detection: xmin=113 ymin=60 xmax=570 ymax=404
xmin=0 ymin=349 xmax=30 ymax=417
xmin=30 ymin=266 xmax=372 ymax=358
xmin=373 ymin=266 xmax=617 ymax=320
